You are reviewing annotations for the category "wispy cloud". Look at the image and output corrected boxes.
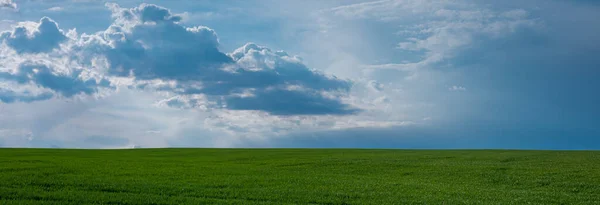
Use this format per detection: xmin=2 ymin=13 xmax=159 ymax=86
xmin=46 ymin=6 xmax=64 ymax=12
xmin=330 ymin=0 xmax=539 ymax=72
xmin=0 ymin=0 xmax=16 ymax=9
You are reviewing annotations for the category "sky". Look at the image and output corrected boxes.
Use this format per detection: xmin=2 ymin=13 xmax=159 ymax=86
xmin=0 ymin=0 xmax=598 ymax=149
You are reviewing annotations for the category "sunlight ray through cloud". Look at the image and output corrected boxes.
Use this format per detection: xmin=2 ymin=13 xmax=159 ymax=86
xmin=0 ymin=0 xmax=598 ymax=149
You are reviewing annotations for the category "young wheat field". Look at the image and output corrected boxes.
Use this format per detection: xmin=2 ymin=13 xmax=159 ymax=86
xmin=0 ymin=149 xmax=598 ymax=204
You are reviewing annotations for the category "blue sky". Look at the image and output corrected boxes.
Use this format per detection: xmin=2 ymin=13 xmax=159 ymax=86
xmin=0 ymin=0 xmax=598 ymax=149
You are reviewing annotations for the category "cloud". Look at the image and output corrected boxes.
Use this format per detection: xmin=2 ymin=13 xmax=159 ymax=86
xmin=200 ymin=43 xmax=354 ymax=115
xmin=46 ymin=7 xmax=64 ymax=12
xmin=225 ymin=88 xmax=358 ymax=115
xmin=0 ymin=89 xmax=238 ymax=148
xmin=86 ymin=3 xmax=231 ymax=79
xmin=0 ymin=3 xmax=357 ymax=115
xmin=92 ymin=3 xmax=356 ymax=115
xmin=0 ymin=0 xmax=16 ymax=9
xmin=329 ymin=0 xmax=539 ymax=73
xmin=0 ymin=17 xmax=67 ymax=54
xmin=0 ymin=88 xmax=53 ymax=103
xmin=0 ymin=62 xmax=111 ymax=101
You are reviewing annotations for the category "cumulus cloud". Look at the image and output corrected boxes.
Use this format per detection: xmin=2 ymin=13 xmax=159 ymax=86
xmin=0 ymin=3 xmax=357 ymax=115
xmin=0 ymin=15 xmax=112 ymax=103
xmin=94 ymin=3 xmax=356 ymax=115
xmin=0 ymin=17 xmax=67 ymax=54
xmin=86 ymin=3 xmax=231 ymax=79
xmin=0 ymin=0 xmax=16 ymax=9
xmin=0 ymin=63 xmax=111 ymax=101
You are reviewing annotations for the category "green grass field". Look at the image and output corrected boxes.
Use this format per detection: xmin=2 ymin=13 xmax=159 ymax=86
xmin=0 ymin=149 xmax=599 ymax=204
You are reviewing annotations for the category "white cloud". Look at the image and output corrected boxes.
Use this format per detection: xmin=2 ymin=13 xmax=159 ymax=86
xmin=328 ymin=0 xmax=539 ymax=72
xmin=304 ymin=0 xmax=541 ymax=128
xmin=0 ymin=3 xmax=419 ymax=148
xmin=0 ymin=3 xmax=357 ymax=116
xmin=1 ymin=17 xmax=68 ymax=54
xmin=0 ymin=0 xmax=16 ymax=9
xmin=0 ymin=17 xmax=112 ymax=102
xmin=46 ymin=7 xmax=64 ymax=12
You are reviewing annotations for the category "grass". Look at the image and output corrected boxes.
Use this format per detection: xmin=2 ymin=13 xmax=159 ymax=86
xmin=0 ymin=149 xmax=599 ymax=204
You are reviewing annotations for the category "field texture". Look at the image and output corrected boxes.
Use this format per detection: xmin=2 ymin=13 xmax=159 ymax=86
xmin=0 ymin=149 xmax=599 ymax=204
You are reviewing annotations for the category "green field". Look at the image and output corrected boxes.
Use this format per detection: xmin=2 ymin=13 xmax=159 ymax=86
xmin=0 ymin=149 xmax=599 ymax=204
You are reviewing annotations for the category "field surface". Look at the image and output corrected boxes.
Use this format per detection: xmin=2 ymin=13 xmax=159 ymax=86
xmin=0 ymin=149 xmax=599 ymax=204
